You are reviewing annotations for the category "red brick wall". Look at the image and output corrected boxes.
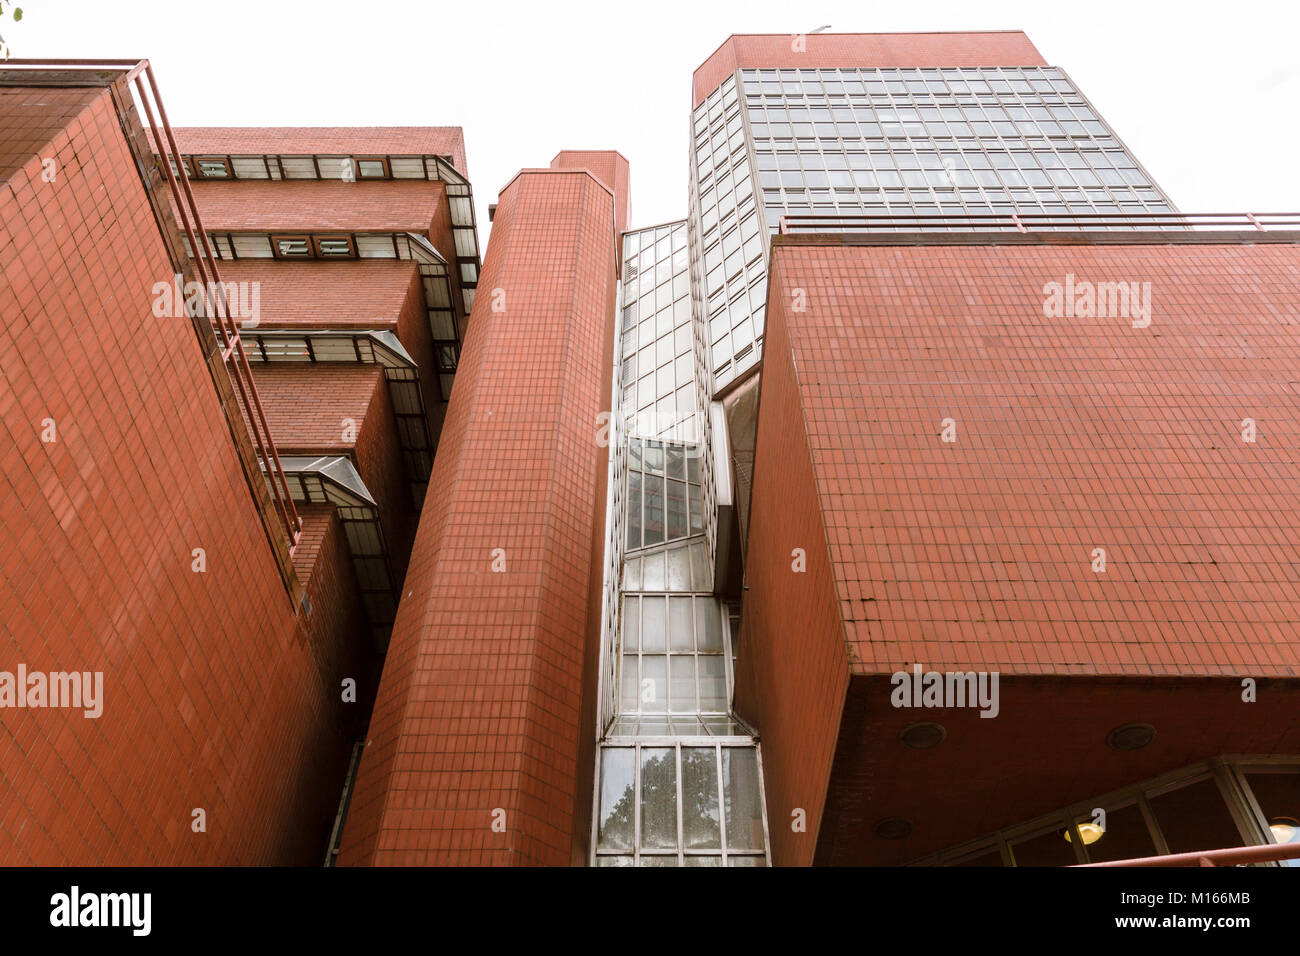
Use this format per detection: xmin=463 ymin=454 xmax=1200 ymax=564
xmin=249 ymin=364 xmax=383 ymax=453
xmin=216 ymin=259 xmax=420 ymax=329
xmin=693 ymin=32 xmax=1048 ymax=106
xmin=190 ymin=178 xmax=445 ymax=233
xmin=393 ymin=266 xmax=445 ymax=442
xmin=551 ymin=151 xmax=630 ymax=238
xmin=353 ymin=369 xmax=416 ymax=588
xmin=0 ymin=88 xmax=354 ymax=864
xmin=767 ymin=240 xmax=1300 ymax=680
xmin=749 ymin=237 xmax=1300 ymax=863
xmin=251 ymin=362 xmax=415 ymax=589
xmin=294 ymin=504 xmax=375 ymax=739
xmin=732 ymin=250 xmax=850 ymax=867
xmin=338 ymin=167 xmax=618 ymax=865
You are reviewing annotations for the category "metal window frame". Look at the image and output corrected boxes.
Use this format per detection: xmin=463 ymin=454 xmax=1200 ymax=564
xmin=616 ymin=593 xmax=731 ymax=718
xmin=353 ymin=155 xmax=392 ymax=179
xmin=270 ymin=233 xmax=314 ymax=259
xmin=193 ymin=154 xmax=233 ymax=179
xmin=311 ymin=234 xmax=359 ymax=258
xmin=913 ymin=755 xmax=1300 ymax=867
xmin=593 ymin=739 xmax=771 ymax=867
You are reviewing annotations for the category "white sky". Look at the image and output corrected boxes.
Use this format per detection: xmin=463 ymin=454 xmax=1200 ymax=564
xmin=15 ymin=0 xmax=1300 ymax=241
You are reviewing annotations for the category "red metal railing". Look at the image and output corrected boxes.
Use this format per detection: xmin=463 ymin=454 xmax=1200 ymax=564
xmin=779 ymin=210 xmax=1300 ymax=235
xmin=1077 ymin=841 xmax=1300 ymax=867
xmin=2 ymin=59 xmax=302 ymax=554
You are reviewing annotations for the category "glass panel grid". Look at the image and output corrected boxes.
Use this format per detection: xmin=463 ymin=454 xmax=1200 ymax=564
xmin=595 ymin=741 xmax=770 ymax=866
xmin=696 ymin=66 xmax=1176 ymax=390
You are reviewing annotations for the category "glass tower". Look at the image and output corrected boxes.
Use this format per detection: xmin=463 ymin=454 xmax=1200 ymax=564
xmin=692 ymin=66 xmax=1177 ymax=390
xmin=592 ymin=221 xmax=771 ymax=865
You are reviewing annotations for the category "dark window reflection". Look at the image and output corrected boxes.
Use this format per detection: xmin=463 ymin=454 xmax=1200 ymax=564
xmin=1010 ymin=827 xmax=1077 ymax=867
xmin=1075 ymin=803 xmax=1156 ymax=864
xmin=1147 ymin=777 xmax=1243 ymax=854
xmin=1244 ymin=768 xmax=1300 ymax=866
xmin=950 ymin=847 xmax=1003 ymax=867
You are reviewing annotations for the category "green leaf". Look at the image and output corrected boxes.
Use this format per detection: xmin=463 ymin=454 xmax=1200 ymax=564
xmin=13 ymin=8 xmax=22 ymax=21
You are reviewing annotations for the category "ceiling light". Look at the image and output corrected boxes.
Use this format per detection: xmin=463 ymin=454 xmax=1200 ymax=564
xmin=1064 ymin=823 xmax=1104 ymax=845
xmin=873 ymin=817 xmax=913 ymax=840
xmin=1106 ymin=722 xmax=1156 ymax=751
xmin=1270 ymin=817 xmax=1298 ymax=844
xmin=899 ymin=721 xmax=946 ymax=749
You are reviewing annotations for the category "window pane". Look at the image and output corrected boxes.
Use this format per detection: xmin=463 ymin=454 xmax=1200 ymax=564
xmin=640 ymin=656 xmax=667 ymax=713
xmin=697 ymin=601 xmax=723 ymax=651
xmin=723 ymin=748 xmax=764 ymax=850
xmin=642 ymin=551 xmax=665 ymax=591
xmin=666 ymin=546 xmax=690 ymax=591
xmin=598 ymin=749 xmax=635 ymax=850
xmin=643 ymin=441 xmax=664 ymax=476
xmin=643 ymin=474 xmax=664 ymax=545
xmin=950 ymin=847 xmax=1004 ymax=867
xmin=1243 ymin=768 xmax=1300 ymax=865
xmin=670 ymin=656 xmax=697 ymax=713
xmin=641 ymin=597 xmax=666 ymax=652
xmin=699 ymin=655 xmax=727 ymax=710
xmin=1075 ymin=803 xmax=1157 ymax=864
xmin=1147 ymin=777 xmax=1243 ymax=854
xmin=622 ymin=596 xmax=639 ymax=652
xmin=625 ymin=471 xmax=642 ymax=549
xmin=620 ymin=657 xmax=638 ymax=713
xmin=1010 ymin=827 xmax=1077 ymax=866
xmin=669 ymin=597 xmax=694 ymax=651
xmin=666 ymin=443 xmax=686 ymax=480
xmin=682 ymin=747 xmax=722 ymax=849
xmin=666 ymin=479 xmax=689 ymax=539
xmin=640 ymin=748 xmax=678 ymax=849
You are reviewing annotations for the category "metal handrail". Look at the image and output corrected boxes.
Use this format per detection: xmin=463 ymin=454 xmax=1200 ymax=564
xmin=1077 ymin=841 xmax=1300 ymax=867
xmin=779 ymin=211 xmax=1300 ymax=234
xmin=3 ymin=59 xmax=303 ymax=554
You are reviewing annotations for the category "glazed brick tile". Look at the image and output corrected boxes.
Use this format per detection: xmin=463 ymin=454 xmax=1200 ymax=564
xmin=338 ymin=161 xmax=623 ymax=866
xmin=0 ymin=86 xmax=365 ymax=864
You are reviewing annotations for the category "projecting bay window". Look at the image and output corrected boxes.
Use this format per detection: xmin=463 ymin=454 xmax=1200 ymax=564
xmin=595 ymin=742 xmax=770 ymax=866
xmin=925 ymin=757 xmax=1300 ymax=866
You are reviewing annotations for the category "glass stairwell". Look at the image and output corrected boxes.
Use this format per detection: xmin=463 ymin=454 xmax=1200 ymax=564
xmin=590 ymin=222 xmax=771 ymax=866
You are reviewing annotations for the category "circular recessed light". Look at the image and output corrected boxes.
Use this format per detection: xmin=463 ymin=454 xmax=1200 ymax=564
xmin=1269 ymin=816 xmax=1299 ymax=843
xmin=873 ymin=817 xmax=914 ymax=840
xmin=1106 ymin=722 xmax=1156 ymax=751
xmin=899 ymin=721 xmax=946 ymax=749
xmin=1064 ymin=823 xmax=1105 ymax=845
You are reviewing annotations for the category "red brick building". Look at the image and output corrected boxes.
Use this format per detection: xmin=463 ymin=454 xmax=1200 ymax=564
xmin=745 ymin=234 xmax=1300 ymax=865
xmin=338 ymin=154 xmax=628 ymax=866
xmin=0 ymin=63 xmax=478 ymax=864
xmin=4 ymin=34 xmax=1300 ymax=869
